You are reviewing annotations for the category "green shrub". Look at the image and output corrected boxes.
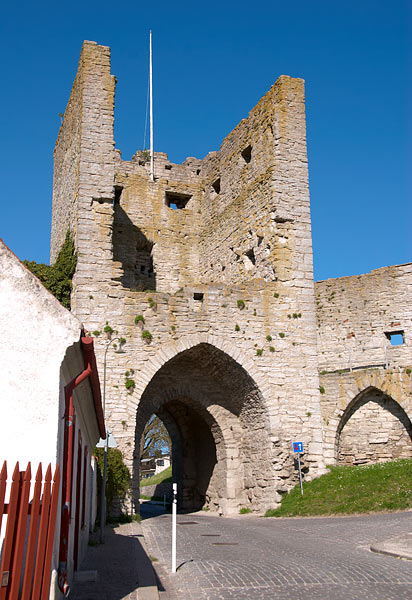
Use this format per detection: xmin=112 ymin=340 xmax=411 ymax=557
xmin=135 ymin=315 xmax=145 ymax=325
xmin=125 ymin=378 xmax=135 ymax=390
xmin=237 ymin=299 xmax=245 ymax=310
xmin=279 ymin=332 xmax=285 ymax=338
xmin=256 ymin=348 xmax=263 ymax=356
xmin=95 ymin=447 xmax=130 ymax=521
xmin=266 ymin=335 xmax=272 ymax=342
xmin=235 ymin=324 xmax=240 ymax=332
xmin=142 ymin=330 xmax=153 ymax=342
xmin=319 ymin=386 xmax=325 ymax=394
xmin=239 ymin=507 xmax=252 ymax=514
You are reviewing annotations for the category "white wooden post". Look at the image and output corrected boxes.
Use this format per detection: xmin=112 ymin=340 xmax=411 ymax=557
xmin=172 ymin=482 xmax=177 ymax=573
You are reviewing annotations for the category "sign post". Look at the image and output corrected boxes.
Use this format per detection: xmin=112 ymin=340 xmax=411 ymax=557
xmin=292 ymin=442 xmax=304 ymax=496
xmin=171 ymin=483 xmax=177 ymax=573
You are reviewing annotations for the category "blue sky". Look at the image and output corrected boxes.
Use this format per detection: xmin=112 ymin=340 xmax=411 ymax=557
xmin=1 ymin=0 xmax=410 ymax=281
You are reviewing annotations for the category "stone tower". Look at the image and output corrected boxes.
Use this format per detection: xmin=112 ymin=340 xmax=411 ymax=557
xmin=51 ymin=40 xmax=326 ymax=514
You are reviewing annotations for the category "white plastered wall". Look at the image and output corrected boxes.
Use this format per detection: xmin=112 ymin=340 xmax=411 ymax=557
xmin=0 ymin=241 xmax=81 ymax=468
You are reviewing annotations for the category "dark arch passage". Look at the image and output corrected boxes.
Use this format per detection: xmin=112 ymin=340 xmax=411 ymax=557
xmin=133 ymin=343 xmax=274 ymax=514
xmin=336 ymin=386 xmax=412 ymax=465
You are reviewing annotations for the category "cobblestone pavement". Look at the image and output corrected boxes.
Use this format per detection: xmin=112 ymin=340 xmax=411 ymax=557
xmin=71 ymin=521 xmax=158 ymax=600
xmin=140 ymin=503 xmax=412 ymax=600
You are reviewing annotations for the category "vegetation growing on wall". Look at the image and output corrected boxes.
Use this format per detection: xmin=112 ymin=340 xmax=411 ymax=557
xmin=23 ymin=230 xmax=77 ymax=309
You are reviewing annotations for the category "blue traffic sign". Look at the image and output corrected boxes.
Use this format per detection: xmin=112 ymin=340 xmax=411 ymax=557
xmin=293 ymin=442 xmax=303 ymax=453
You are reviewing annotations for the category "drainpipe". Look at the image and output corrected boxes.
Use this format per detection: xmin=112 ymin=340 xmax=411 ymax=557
xmin=58 ymin=336 xmax=105 ymax=597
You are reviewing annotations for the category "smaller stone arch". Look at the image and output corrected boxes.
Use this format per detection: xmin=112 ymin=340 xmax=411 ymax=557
xmin=336 ymin=385 xmax=412 ymax=465
xmin=134 ymin=391 xmax=245 ymax=514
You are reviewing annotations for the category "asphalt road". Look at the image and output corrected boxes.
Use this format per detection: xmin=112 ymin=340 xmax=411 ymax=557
xmin=140 ymin=503 xmax=412 ymax=600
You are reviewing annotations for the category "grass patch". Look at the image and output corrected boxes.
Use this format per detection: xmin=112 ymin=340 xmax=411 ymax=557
xmin=265 ymin=459 xmax=412 ymax=517
xmin=140 ymin=465 xmax=172 ymax=487
xmin=239 ymin=507 xmax=252 ymax=514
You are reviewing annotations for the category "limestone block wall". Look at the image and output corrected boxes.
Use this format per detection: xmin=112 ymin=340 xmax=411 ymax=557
xmin=319 ymin=367 xmax=412 ymax=465
xmin=338 ymin=390 xmax=412 ymax=465
xmin=49 ymin=39 xmax=412 ymax=512
xmin=51 ymin=40 xmax=326 ymax=513
xmin=85 ymin=281 xmax=324 ymax=512
xmin=112 ymin=151 xmax=202 ymax=293
xmin=50 ymin=41 xmax=117 ymax=316
xmin=198 ymin=76 xmax=312 ymax=289
xmin=316 ymin=263 xmax=412 ymax=372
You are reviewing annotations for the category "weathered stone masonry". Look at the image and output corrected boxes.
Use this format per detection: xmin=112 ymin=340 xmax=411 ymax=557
xmin=316 ymin=264 xmax=412 ymax=466
xmin=50 ymin=41 xmax=412 ymax=513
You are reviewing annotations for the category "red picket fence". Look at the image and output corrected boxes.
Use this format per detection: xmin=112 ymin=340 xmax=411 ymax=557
xmin=0 ymin=462 xmax=60 ymax=600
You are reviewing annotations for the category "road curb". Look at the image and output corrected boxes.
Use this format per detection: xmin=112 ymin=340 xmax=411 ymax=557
xmin=136 ymin=520 xmax=160 ymax=600
xmin=370 ymin=533 xmax=412 ymax=561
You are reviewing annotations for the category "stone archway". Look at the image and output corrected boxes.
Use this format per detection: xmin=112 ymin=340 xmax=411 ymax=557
xmin=320 ymin=367 xmax=412 ymax=466
xmin=336 ymin=386 xmax=412 ymax=465
xmin=133 ymin=342 xmax=274 ymax=514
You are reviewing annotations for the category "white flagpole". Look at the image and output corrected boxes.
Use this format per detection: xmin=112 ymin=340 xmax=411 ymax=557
xmin=149 ymin=30 xmax=154 ymax=182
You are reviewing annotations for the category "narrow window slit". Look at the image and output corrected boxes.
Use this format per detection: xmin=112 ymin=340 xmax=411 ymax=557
xmin=241 ymin=145 xmax=252 ymax=163
xmin=245 ymin=249 xmax=256 ymax=266
xmin=212 ymin=178 xmax=220 ymax=194
xmin=114 ymin=186 xmax=123 ymax=205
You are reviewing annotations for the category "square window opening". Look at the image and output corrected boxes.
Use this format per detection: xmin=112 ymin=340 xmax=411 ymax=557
xmin=385 ymin=331 xmax=404 ymax=346
xmin=193 ymin=293 xmax=204 ymax=301
xmin=165 ymin=191 xmax=192 ymax=209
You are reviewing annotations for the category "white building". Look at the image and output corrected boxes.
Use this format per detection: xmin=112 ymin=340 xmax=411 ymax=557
xmin=0 ymin=239 xmax=106 ymax=598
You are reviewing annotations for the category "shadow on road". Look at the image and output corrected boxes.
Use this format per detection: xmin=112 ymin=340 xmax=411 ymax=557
xmin=70 ymin=522 xmax=154 ymax=600
xmin=140 ymin=500 xmax=171 ymax=520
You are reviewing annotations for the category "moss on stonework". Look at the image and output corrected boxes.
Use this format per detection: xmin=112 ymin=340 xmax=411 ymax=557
xmin=24 ymin=230 xmax=77 ymax=310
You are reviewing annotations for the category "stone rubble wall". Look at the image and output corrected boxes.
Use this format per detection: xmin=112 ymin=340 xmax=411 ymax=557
xmin=316 ymin=264 xmax=412 ymax=466
xmin=316 ymin=263 xmax=412 ymax=373
xmin=319 ymin=367 xmax=412 ymax=465
xmin=50 ymin=40 xmax=411 ymax=513
xmin=338 ymin=390 xmax=412 ymax=465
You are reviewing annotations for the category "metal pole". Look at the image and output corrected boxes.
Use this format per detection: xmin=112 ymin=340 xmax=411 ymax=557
xmin=149 ymin=30 xmax=154 ymax=182
xmin=297 ymin=454 xmax=303 ymax=496
xmin=172 ymin=482 xmax=177 ymax=573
